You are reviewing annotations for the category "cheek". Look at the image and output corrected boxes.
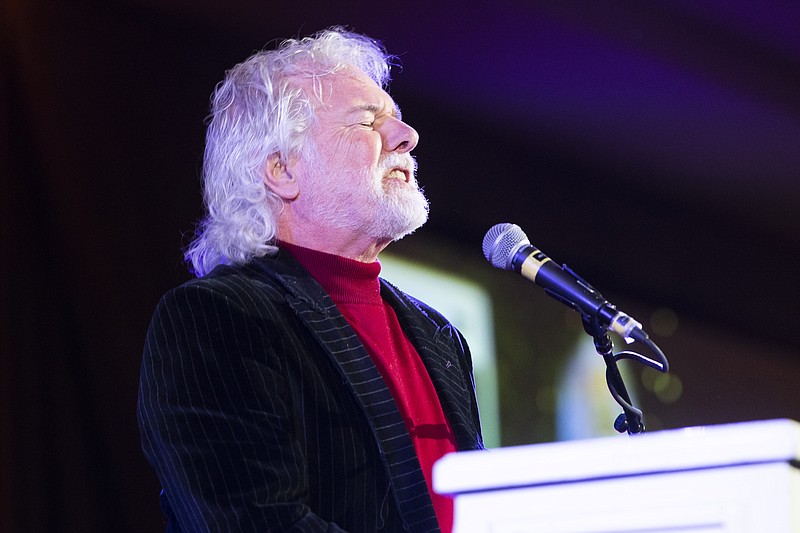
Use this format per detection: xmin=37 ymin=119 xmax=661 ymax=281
xmin=334 ymin=133 xmax=382 ymax=168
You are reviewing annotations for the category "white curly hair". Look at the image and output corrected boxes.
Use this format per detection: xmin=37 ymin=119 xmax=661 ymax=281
xmin=184 ymin=27 xmax=394 ymax=276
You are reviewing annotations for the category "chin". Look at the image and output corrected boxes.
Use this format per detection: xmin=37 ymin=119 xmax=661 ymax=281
xmin=391 ymin=221 xmax=426 ymax=242
xmin=369 ymin=187 xmax=429 ymax=241
xmin=388 ymin=208 xmax=429 ymax=241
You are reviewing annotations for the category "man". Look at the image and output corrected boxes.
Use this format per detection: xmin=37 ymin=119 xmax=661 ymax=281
xmin=138 ymin=27 xmax=484 ymax=532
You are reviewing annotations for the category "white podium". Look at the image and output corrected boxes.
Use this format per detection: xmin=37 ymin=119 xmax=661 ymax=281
xmin=434 ymin=419 xmax=800 ymax=532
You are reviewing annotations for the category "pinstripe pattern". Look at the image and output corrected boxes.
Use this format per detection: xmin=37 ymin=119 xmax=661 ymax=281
xmin=137 ymin=250 xmax=483 ymax=532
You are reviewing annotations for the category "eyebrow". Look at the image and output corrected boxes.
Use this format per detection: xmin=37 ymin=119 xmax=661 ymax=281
xmin=349 ymin=103 xmax=402 ymax=120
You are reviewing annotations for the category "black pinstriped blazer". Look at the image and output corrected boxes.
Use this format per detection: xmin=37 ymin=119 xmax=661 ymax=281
xmin=137 ymin=249 xmax=484 ymax=532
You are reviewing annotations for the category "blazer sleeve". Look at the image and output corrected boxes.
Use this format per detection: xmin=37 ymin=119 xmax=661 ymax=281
xmin=137 ymin=281 xmax=346 ymax=532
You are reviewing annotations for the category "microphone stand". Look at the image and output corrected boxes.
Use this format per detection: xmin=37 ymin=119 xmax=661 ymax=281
xmin=581 ymin=314 xmax=644 ymax=435
xmin=557 ymin=265 xmax=668 ymax=435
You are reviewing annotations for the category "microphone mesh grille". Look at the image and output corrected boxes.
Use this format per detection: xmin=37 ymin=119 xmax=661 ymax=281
xmin=482 ymin=223 xmax=529 ymax=269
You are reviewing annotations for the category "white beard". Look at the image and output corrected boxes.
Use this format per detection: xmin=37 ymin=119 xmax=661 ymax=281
xmin=299 ymin=151 xmax=429 ymax=242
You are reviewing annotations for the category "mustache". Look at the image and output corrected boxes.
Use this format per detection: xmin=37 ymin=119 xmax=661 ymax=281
xmin=378 ymin=153 xmax=417 ymax=176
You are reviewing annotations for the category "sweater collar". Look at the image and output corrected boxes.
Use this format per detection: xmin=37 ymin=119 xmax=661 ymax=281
xmin=279 ymin=242 xmax=382 ymax=304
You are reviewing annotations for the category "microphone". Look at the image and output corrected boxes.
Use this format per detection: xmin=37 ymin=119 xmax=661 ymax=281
xmin=482 ymin=223 xmax=649 ymax=344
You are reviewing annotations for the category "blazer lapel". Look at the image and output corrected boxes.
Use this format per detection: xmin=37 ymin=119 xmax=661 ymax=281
xmin=380 ymin=279 xmax=484 ymax=452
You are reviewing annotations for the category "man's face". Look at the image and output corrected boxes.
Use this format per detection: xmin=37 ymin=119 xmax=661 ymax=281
xmin=291 ymin=70 xmax=428 ymax=243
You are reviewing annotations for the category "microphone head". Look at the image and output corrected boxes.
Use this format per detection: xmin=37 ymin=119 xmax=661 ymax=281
xmin=482 ymin=223 xmax=530 ymax=270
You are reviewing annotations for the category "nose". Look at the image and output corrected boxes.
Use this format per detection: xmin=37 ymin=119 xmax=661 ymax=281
xmin=383 ymin=117 xmax=419 ymax=153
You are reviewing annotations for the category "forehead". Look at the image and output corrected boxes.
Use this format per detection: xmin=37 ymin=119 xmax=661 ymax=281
xmin=309 ymin=70 xmax=398 ymax=117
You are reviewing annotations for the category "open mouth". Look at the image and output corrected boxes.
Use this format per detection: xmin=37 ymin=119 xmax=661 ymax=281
xmin=385 ymin=168 xmax=410 ymax=182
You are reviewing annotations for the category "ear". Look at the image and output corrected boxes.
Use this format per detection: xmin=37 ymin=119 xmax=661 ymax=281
xmin=264 ymin=152 xmax=299 ymax=201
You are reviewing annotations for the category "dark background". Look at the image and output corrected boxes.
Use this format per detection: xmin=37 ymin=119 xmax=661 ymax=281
xmin=3 ymin=1 xmax=799 ymax=531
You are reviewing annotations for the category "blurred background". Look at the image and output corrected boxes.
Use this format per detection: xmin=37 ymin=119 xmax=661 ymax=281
xmin=2 ymin=0 xmax=799 ymax=531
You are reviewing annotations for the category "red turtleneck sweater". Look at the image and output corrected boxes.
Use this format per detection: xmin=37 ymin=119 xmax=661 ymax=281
xmin=282 ymin=243 xmax=456 ymax=533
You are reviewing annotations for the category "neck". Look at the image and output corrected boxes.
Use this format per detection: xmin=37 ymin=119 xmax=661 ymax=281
xmin=277 ymin=224 xmax=391 ymax=263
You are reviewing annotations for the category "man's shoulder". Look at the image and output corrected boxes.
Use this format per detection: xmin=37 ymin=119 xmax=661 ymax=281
xmin=160 ymin=256 xmax=292 ymax=311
